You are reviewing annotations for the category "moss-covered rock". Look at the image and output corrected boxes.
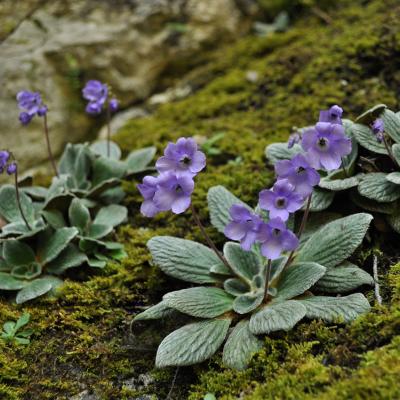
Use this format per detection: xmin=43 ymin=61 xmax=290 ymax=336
xmin=1 ymin=0 xmax=400 ymax=398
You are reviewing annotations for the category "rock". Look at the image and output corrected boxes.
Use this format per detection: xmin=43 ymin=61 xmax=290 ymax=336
xmin=0 ymin=0 xmax=259 ymax=169
xmin=69 ymin=390 xmax=100 ymax=400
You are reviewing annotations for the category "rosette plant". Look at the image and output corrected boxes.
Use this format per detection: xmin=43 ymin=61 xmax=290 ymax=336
xmin=133 ymin=129 xmax=373 ymax=370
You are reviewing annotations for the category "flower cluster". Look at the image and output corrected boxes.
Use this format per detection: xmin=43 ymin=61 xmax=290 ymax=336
xmin=138 ymin=137 xmax=206 ymax=216
xmin=17 ymin=91 xmax=48 ymax=125
xmin=82 ymin=80 xmax=118 ymax=115
xmin=225 ymin=104 xmax=352 ymax=260
xmin=0 ymin=150 xmax=17 ymax=175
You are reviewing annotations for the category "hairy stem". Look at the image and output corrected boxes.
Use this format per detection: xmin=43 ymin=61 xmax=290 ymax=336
xmin=264 ymin=259 xmax=272 ymax=300
xmin=372 ymin=254 xmax=382 ymax=305
xmin=14 ymin=169 xmax=31 ymax=231
xmin=43 ymin=114 xmax=59 ymax=177
xmin=190 ymin=203 xmax=231 ymax=271
xmin=341 ymin=157 xmax=349 ymax=177
xmin=106 ymin=105 xmax=111 ymax=157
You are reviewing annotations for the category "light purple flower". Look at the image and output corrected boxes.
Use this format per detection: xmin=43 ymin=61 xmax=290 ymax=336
xmin=275 ymin=154 xmax=320 ymax=197
xmin=156 ymin=137 xmax=206 ymax=177
xmin=137 ymin=175 xmax=161 ymax=217
xmin=85 ymin=101 xmax=103 ymax=115
xmin=37 ymin=105 xmax=48 ymax=117
xmin=6 ymin=162 xmax=17 ymax=175
xmin=0 ymin=151 xmax=10 ymax=170
xmin=259 ymin=179 xmax=304 ymax=221
xmin=319 ymin=105 xmax=343 ymax=124
xmin=82 ymin=80 xmax=108 ymax=104
xmin=288 ymin=132 xmax=301 ymax=149
xmin=19 ymin=112 xmax=33 ymax=125
xmin=109 ymin=98 xmax=119 ymax=113
xmin=371 ymin=118 xmax=384 ymax=143
xmin=302 ymin=122 xmax=351 ymax=171
xmin=16 ymin=91 xmax=42 ymax=115
xmin=224 ymin=205 xmax=263 ymax=251
xmin=153 ymin=172 xmax=194 ymax=214
xmin=257 ymin=218 xmax=298 ymax=260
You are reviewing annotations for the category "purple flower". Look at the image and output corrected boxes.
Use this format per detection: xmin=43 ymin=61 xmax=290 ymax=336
xmin=82 ymin=80 xmax=108 ymax=104
xmin=319 ymin=105 xmax=343 ymax=124
xmin=224 ymin=205 xmax=263 ymax=251
xmin=0 ymin=151 xmax=10 ymax=170
xmin=85 ymin=101 xmax=103 ymax=115
xmin=275 ymin=154 xmax=320 ymax=197
xmin=19 ymin=112 xmax=33 ymax=125
xmin=302 ymin=122 xmax=352 ymax=171
xmin=156 ymin=137 xmax=206 ymax=177
xmin=137 ymin=175 xmax=161 ymax=217
xmin=16 ymin=91 xmax=42 ymax=115
xmin=288 ymin=132 xmax=301 ymax=149
xmin=259 ymin=179 xmax=304 ymax=221
xmin=37 ymin=105 xmax=48 ymax=117
xmin=257 ymin=218 xmax=298 ymax=260
xmin=6 ymin=162 xmax=17 ymax=175
xmin=371 ymin=118 xmax=384 ymax=142
xmin=153 ymin=172 xmax=194 ymax=214
xmin=109 ymin=98 xmax=119 ymax=113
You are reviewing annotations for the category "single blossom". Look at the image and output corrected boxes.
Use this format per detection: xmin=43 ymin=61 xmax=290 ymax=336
xmin=156 ymin=137 xmax=206 ymax=177
xmin=82 ymin=80 xmax=108 ymax=104
xmin=287 ymin=132 xmax=301 ymax=149
xmin=319 ymin=105 xmax=343 ymax=124
xmin=275 ymin=154 xmax=320 ymax=197
xmin=153 ymin=172 xmax=194 ymax=214
xmin=259 ymin=179 xmax=304 ymax=221
xmin=6 ymin=162 xmax=17 ymax=175
xmin=109 ymin=98 xmax=119 ymax=113
xmin=371 ymin=118 xmax=384 ymax=143
xmin=16 ymin=91 xmax=42 ymax=115
xmin=301 ymin=122 xmax=351 ymax=171
xmin=257 ymin=217 xmax=299 ymax=260
xmin=0 ymin=150 xmax=10 ymax=169
xmin=19 ymin=112 xmax=33 ymax=125
xmin=224 ymin=204 xmax=263 ymax=251
xmin=137 ymin=175 xmax=161 ymax=217
xmin=85 ymin=101 xmax=103 ymax=115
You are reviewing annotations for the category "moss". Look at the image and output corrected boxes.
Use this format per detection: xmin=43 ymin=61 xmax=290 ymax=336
xmin=2 ymin=0 xmax=400 ymax=398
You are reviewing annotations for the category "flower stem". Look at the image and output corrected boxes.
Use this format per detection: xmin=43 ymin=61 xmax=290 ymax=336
xmin=264 ymin=259 xmax=272 ymax=300
xmin=43 ymin=114 xmax=59 ymax=177
xmin=341 ymin=157 xmax=349 ymax=177
xmin=284 ymin=193 xmax=313 ymax=268
xmin=106 ymin=105 xmax=111 ymax=158
xmin=190 ymin=203 xmax=231 ymax=271
xmin=14 ymin=168 xmax=31 ymax=231
xmin=382 ymin=135 xmax=399 ymax=168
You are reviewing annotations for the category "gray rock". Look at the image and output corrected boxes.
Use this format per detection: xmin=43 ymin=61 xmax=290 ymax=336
xmin=69 ymin=390 xmax=100 ymax=400
xmin=0 ymin=0 xmax=258 ymax=169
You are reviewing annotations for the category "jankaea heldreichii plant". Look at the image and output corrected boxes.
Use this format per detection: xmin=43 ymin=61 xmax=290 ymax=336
xmin=0 ymin=82 xmax=155 ymax=303
xmin=133 ymin=106 xmax=374 ymax=370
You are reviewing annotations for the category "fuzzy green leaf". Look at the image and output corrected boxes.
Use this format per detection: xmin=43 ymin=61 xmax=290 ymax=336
xmin=382 ymin=109 xmax=400 ymax=143
xmin=319 ymin=174 xmax=363 ymax=191
xmin=299 ymin=212 xmax=341 ymax=246
xmin=87 ymin=224 xmax=113 ymax=239
xmin=299 ymin=293 xmax=370 ymax=323
xmin=224 ymin=278 xmax=250 ymax=296
xmin=16 ymin=276 xmax=63 ymax=304
xmin=46 ymin=244 xmax=88 ymax=274
xmin=41 ymin=210 xmax=66 ymax=229
xmin=297 ymin=213 xmax=373 ymax=269
xmin=358 ymin=173 xmax=400 ymax=203
xmin=69 ymin=198 xmax=91 ymax=232
xmin=92 ymin=157 xmax=126 ymax=186
xmin=148 ymin=236 xmax=220 ymax=284
xmin=93 ymin=205 xmax=127 ymax=228
xmin=126 ymin=147 xmax=157 ymax=173
xmin=0 ymin=273 xmax=26 ymax=290
xmin=207 ymin=186 xmax=252 ymax=233
xmin=386 ymin=172 xmax=400 ymax=185
xmin=265 ymin=143 xmax=302 ymax=163
xmin=37 ymin=228 xmax=78 ymax=265
xmin=210 ymin=262 xmax=231 ymax=276
xmin=233 ymin=292 xmax=264 ymax=314
xmin=392 ymin=143 xmax=400 ymax=165
xmin=249 ymin=300 xmax=306 ymax=334
xmin=11 ymin=263 xmax=41 ymax=280
xmin=275 ymin=262 xmax=326 ymax=301
xmin=350 ymin=191 xmax=396 ymax=215
xmin=0 ymin=185 xmax=35 ymax=223
xmin=222 ymin=320 xmax=263 ymax=370
xmin=90 ymin=140 xmax=121 ymax=160
xmin=306 ymin=188 xmax=334 ymax=211
xmin=133 ymin=301 xmax=174 ymax=321
xmin=355 ymin=104 xmax=387 ymax=124
xmin=315 ymin=262 xmax=374 ymax=293
xmin=14 ymin=313 xmax=30 ymax=330
xmin=163 ymin=287 xmax=234 ymax=318
xmin=352 ymin=123 xmax=387 ymax=154
xmin=3 ymin=240 xmax=35 ymax=267
xmin=155 ymin=318 xmax=231 ymax=367
xmin=223 ymin=242 xmax=262 ymax=282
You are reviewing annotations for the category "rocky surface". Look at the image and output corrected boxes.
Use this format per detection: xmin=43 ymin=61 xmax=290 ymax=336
xmin=0 ymin=0 xmax=257 ymax=169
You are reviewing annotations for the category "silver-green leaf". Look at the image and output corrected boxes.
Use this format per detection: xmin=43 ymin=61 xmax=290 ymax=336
xmin=16 ymin=276 xmax=63 ymax=304
xmin=155 ymin=318 xmax=231 ymax=367
xmin=265 ymin=142 xmax=302 ymax=164
xmin=133 ymin=301 xmax=175 ymax=321
xmin=358 ymin=173 xmax=400 ymax=203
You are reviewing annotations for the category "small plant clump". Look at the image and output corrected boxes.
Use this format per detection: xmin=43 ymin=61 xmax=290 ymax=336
xmin=133 ymin=105 xmax=374 ymax=370
xmin=0 ymin=83 xmax=156 ymax=303
xmin=1 ymin=312 xmax=32 ymax=345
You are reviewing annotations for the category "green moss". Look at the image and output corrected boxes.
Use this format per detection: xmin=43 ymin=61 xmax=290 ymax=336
xmin=2 ymin=0 xmax=400 ymax=398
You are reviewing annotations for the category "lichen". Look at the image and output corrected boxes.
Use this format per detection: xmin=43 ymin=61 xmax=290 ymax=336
xmin=1 ymin=0 xmax=400 ymax=398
